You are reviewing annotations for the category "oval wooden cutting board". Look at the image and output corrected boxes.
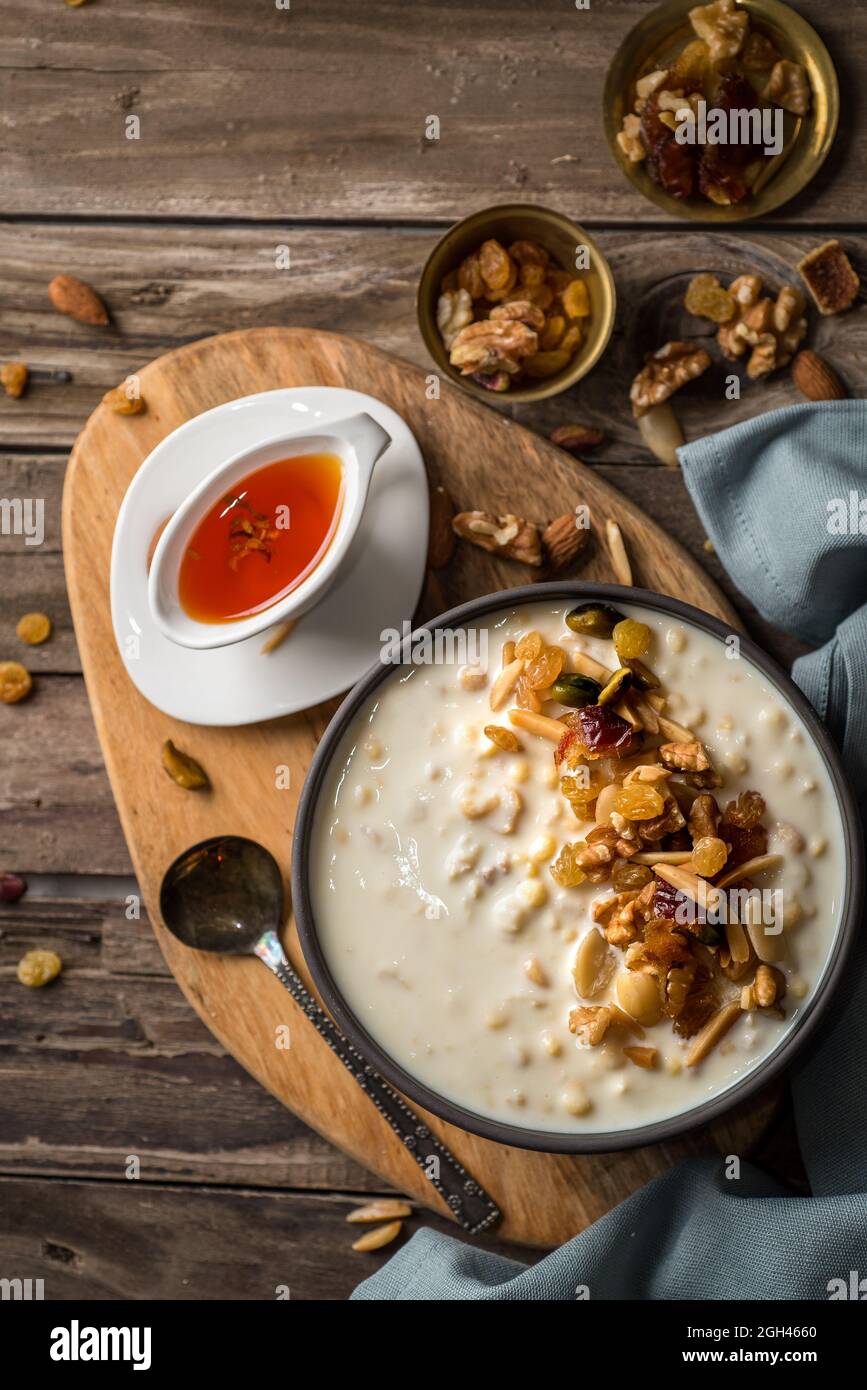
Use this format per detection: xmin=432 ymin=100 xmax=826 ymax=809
xmin=63 ymin=327 xmax=777 ymax=1248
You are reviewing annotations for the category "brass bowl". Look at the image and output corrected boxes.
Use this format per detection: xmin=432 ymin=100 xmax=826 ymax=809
xmin=603 ymin=0 xmax=839 ymax=222
xmin=416 ymin=203 xmax=617 ymax=405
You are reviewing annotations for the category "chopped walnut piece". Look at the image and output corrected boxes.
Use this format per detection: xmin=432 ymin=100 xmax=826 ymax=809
xmin=763 ymin=59 xmax=811 ymax=116
xmin=489 ymin=300 xmax=547 ymax=332
xmin=452 ymin=511 xmax=542 ymax=566
xmin=688 ymin=0 xmax=748 ymax=65
xmin=688 ymin=793 xmax=721 ymax=842
xmin=798 ymin=240 xmax=861 ymax=316
xmin=741 ymin=31 xmax=779 ymax=71
xmin=617 ymin=113 xmax=646 ymax=163
xmin=715 ymin=276 xmax=806 ymax=376
xmin=630 ymin=341 xmax=711 ymax=418
xmin=449 ymin=319 xmax=538 ymax=376
xmin=436 ymin=288 xmax=473 ymax=350
xmin=659 ymin=740 xmax=710 ymax=773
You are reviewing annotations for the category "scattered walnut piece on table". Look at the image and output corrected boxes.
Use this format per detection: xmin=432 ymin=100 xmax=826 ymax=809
xmin=797 ymin=240 xmax=860 ymax=316
xmin=630 ymin=341 xmax=711 ymax=418
xmin=452 ymin=511 xmax=542 ymax=566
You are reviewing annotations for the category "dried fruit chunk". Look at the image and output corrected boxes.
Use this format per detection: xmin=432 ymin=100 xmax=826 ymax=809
xmin=472 ymin=370 xmax=511 ymax=393
xmin=613 ymin=618 xmax=651 ymax=660
xmin=452 ymin=511 xmax=542 ymax=566
xmin=103 ymin=381 xmax=145 ymax=415
xmin=685 ymin=273 xmax=736 ymax=325
xmin=508 ymin=239 xmax=549 ymax=268
xmin=484 ymin=724 xmax=521 ymax=752
xmin=763 ymin=59 xmax=811 ymax=116
xmin=48 ymin=273 xmax=109 ymax=326
xmin=613 ymin=785 xmax=665 ymax=821
xmin=1 ymin=362 xmax=29 ymax=398
xmin=515 ymin=630 xmax=543 ymax=661
xmin=16 ymin=612 xmax=52 ymax=646
xmin=523 ymin=350 xmax=571 ymax=379
xmin=457 ymin=252 xmax=484 ymax=300
xmin=742 ymin=31 xmax=779 ymax=71
xmin=17 ymin=949 xmax=62 ymax=987
xmin=798 ymin=240 xmax=860 ymax=316
xmin=436 ymin=288 xmax=473 ymax=350
xmin=549 ymin=842 xmax=587 ymax=888
xmin=539 ymin=314 xmax=566 ymax=350
xmin=561 ymin=766 xmax=607 ymax=804
xmin=161 ymin=739 xmax=210 ymax=790
xmin=691 ymin=835 xmax=728 ymax=877
xmin=612 ymin=859 xmax=653 ymax=892
xmin=525 ymin=645 xmax=564 ymax=691
xmin=617 ymin=113 xmax=646 ymax=163
xmin=630 ymin=341 xmax=711 ymax=418
xmin=561 ymin=280 xmax=590 ymax=319
xmin=569 ymin=704 xmax=636 ymax=759
xmin=0 ymin=661 xmax=33 ymax=704
xmin=479 ymin=239 xmax=514 ymax=292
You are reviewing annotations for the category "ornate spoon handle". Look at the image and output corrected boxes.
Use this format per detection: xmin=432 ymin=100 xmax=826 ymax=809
xmin=255 ymin=930 xmax=500 ymax=1235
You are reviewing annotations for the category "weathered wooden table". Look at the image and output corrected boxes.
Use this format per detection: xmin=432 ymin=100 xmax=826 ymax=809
xmin=1 ymin=0 xmax=861 ymax=1299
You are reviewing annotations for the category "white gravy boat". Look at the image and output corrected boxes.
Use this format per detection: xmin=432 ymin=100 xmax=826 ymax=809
xmin=148 ymin=411 xmax=391 ymax=650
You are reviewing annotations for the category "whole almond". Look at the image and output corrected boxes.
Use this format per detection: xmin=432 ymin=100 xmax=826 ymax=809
xmin=427 ymin=484 xmax=456 ymax=570
xmin=550 ymin=424 xmax=604 ymax=456
xmin=791 ymin=350 xmax=845 ymax=402
xmin=48 ymin=274 xmax=110 ymax=327
xmin=542 ymin=513 xmax=591 ymax=571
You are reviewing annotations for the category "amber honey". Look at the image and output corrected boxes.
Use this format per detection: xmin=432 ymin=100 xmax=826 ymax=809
xmin=178 ymin=452 xmax=343 ymax=623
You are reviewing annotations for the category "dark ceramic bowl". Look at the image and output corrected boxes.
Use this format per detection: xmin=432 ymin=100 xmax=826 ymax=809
xmin=292 ymin=583 xmax=863 ymax=1154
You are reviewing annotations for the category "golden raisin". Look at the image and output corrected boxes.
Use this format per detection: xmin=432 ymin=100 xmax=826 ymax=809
xmin=103 ymin=381 xmax=145 ymax=415
xmin=549 ymin=842 xmax=587 ymax=888
xmin=515 ymin=630 xmax=543 ymax=661
xmin=560 ymin=324 xmax=582 ymax=354
xmin=0 ymin=661 xmax=33 ymax=704
xmin=561 ymin=279 xmax=590 ymax=319
xmin=685 ymin=273 xmax=736 ymax=325
xmin=524 ymin=350 xmax=571 ymax=379
xmin=612 ymin=785 xmax=665 ymax=821
xmin=457 ymin=252 xmax=484 ymax=300
xmin=16 ymin=612 xmax=52 ymax=646
xmin=561 ymin=768 xmax=607 ymax=805
xmin=539 ymin=314 xmax=566 ymax=350
xmin=17 ymin=949 xmax=62 ymax=987
xmin=478 ymin=239 xmax=514 ymax=292
xmin=524 ymin=645 xmax=564 ymax=691
xmin=484 ymin=724 xmax=521 ymax=752
xmin=1 ymin=362 xmax=29 ymax=398
xmin=611 ymin=859 xmax=653 ymax=892
xmin=691 ymin=835 xmax=729 ymax=877
xmin=613 ymin=618 xmax=652 ymax=660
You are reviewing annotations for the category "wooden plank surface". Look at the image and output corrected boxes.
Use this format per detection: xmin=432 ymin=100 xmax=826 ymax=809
xmin=1 ymin=223 xmax=864 ymax=453
xmin=0 ymin=0 xmax=861 ymax=223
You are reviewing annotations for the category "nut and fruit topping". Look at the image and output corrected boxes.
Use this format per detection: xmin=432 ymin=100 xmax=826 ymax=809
xmin=0 ymin=661 xmax=33 ymax=704
xmin=452 ymin=511 xmax=542 ymax=567
xmin=16 ymin=612 xmax=52 ymax=646
xmin=437 ymin=236 xmax=591 ymax=390
xmin=1 ymin=363 xmax=29 ymax=398
xmin=688 ymin=271 xmax=807 ymax=379
xmin=797 ymin=240 xmax=861 ymax=316
xmin=617 ymin=0 xmax=812 ymax=209
xmin=17 ymin=949 xmax=63 ymax=988
xmin=161 ymin=739 xmax=210 ymax=790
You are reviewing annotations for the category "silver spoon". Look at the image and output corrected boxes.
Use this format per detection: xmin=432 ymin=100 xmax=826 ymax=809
xmin=159 ymin=834 xmax=500 ymax=1235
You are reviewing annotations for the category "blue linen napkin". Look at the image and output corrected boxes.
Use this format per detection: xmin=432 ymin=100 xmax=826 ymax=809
xmin=352 ymin=403 xmax=867 ymax=1301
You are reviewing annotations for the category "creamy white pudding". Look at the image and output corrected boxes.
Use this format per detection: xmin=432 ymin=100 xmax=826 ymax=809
xmin=309 ymin=601 xmax=846 ymax=1135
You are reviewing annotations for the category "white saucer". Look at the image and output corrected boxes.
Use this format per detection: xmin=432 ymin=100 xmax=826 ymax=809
xmin=110 ymin=387 xmax=429 ymax=726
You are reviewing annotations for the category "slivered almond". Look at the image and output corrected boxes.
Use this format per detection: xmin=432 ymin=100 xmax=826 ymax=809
xmin=507 ymin=708 xmax=566 ymax=742
xmin=605 ymin=517 xmax=633 ymax=585
xmin=631 ymin=849 xmax=693 ymax=866
xmin=629 ymin=691 xmax=660 ymax=734
xmin=569 ymin=650 xmax=613 ymax=683
xmin=351 ymin=1219 xmax=403 ymax=1252
xmin=742 ymin=892 xmax=786 ymax=963
xmin=346 ymin=1200 xmax=412 ymax=1224
xmin=524 ymin=955 xmax=548 ymax=987
xmin=715 ymin=853 xmax=783 ymax=890
xmin=490 ymin=657 xmax=524 ymax=710
xmin=724 ymin=919 xmax=751 ymax=964
xmin=686 ymin=1002 xmax=742 ymax=1067
xmin=614 ymin=697 xmax=642 ymax=730
xmin=623 ymin=1045 xmax=657 ymax=1069
xmin=260 ymin=619 xmax=297 ymax=654
xmin=657 ymin=713 xmax=696 ymax=742
xmin=502 ymin=639 xmax=516 ymax=666
xmin=654 ymin=862 xmax=724 ymax=915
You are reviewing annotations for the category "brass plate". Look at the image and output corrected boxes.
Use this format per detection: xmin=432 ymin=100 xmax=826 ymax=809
xmin=603 ymin=0 xmax=839 ymax=222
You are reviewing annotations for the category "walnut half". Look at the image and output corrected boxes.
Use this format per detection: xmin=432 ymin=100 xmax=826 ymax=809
xmin=630 ymin=341 xmax=711 ymax=418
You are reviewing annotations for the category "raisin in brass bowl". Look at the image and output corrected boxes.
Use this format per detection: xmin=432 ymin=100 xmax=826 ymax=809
xmin=417 ymin=204 xmax=616 ymax=405
xmin=603 ymin=0 xmax=839 ymax=223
